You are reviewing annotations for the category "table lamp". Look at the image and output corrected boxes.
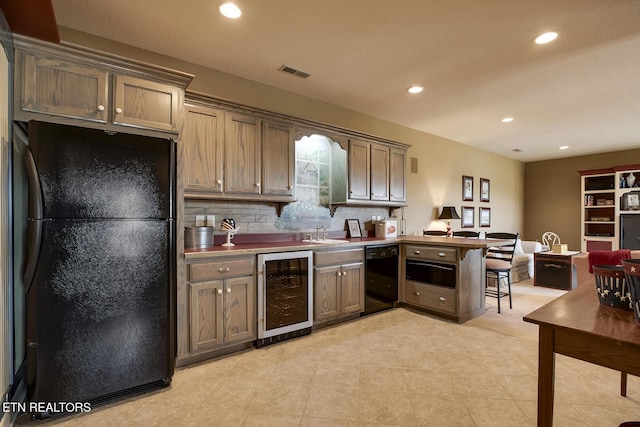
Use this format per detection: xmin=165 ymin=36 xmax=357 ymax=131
xmin=438 ymin=206 xmax=460 ymax=237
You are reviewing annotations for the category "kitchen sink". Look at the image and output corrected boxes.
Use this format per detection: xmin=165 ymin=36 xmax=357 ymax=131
xmin=302 ymin=239 xmax=348 ymax=244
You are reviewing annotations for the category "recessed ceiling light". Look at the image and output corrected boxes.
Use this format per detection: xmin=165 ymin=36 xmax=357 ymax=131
xmin=501 ymin=117 xmax=514 ymax=123
xmin=559 ymin=145 xmax=569 ymax=150
xmin=535 ymin=32 xmax=558 ymax=44
xmin=408 ymin=86 xmax=423 ymax=94
xmin=219 ymin=2 xmax=242 ymax=19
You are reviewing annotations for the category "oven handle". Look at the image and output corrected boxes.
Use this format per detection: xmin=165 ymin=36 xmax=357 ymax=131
xmin=407 ymin=260 xmax=455 ymax=272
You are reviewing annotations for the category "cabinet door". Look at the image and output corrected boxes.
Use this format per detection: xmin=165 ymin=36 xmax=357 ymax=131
xmin=261 ymin=120 xmax=294 ymax=198
xmin=183 ymin=105 xmax=224 ymax=194
xmin=19 ymin=51 xmax=108 ymax=122
xmin=370 ymin=143 xmax=390 ymax=201
xmin=113 ymin=74 xmax=180 ymax=132
xmin=223 ymin=275 xmax=257 ymax=345
xmin=341 ymin=262 xmax=365 ymax=315
xmin=348 ymin=139 xmax=371 ymax=200
xmin=314 ymin=265 xmax=341 ymax=321
xmin=189 ymin=280 xmax=224 ymax=352
xmin=390 ymin=148 xmax=407 ymax=202
xmin=225 ymin=113 xmax=262 ymax=194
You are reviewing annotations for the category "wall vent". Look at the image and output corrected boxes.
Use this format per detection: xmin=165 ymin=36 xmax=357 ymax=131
xmin=279 ymin=65 xmax=310 ymax=79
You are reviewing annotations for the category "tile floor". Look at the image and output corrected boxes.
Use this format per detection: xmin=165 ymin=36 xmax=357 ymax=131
xmin=14 ymin=280 xmax=640 ymax=426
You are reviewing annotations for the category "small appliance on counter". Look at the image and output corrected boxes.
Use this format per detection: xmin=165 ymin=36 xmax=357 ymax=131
xmin=184 ymin=226 xmax=214 ymax=249
xmin=375 ymin=220 xmax=398 ymax=238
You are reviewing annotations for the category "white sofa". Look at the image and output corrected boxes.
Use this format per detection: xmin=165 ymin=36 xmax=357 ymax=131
xmin=511 ymin=239 xmax=543 ymax=282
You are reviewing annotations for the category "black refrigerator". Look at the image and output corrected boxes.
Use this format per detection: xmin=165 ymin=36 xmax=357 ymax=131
xmin=23 ymin=121 xmax=175 ymax=414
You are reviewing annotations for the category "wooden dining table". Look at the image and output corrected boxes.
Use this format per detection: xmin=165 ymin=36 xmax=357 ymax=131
xmin=524 ymin=283 xmax=640 ymax=427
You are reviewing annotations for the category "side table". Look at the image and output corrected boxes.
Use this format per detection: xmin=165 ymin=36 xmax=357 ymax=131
xmin=534 ymin=251 xmax=581 ymax=290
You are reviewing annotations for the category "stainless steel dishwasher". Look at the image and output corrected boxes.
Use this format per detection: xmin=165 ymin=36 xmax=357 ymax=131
xmin=362 ymin=245 xmax=399 ymax=315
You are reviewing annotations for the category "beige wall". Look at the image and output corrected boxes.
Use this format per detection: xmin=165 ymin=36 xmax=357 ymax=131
xmin=58 ymin=27 xmax=526 ymax=237
xmin=525 ymin=149 xmax=640 ymax=250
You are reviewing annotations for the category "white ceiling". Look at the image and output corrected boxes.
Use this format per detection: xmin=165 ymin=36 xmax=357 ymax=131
xmin=51 ymin=0 xmax=640 ymax=162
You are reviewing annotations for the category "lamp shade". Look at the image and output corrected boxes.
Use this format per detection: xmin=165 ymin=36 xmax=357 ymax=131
xmin=438 ymin=206 xmax=460 ymax=220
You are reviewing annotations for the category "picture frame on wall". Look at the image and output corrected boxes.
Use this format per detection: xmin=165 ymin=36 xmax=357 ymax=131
xmin=479 ymin=207 xmax=491 ymax=227
xmin=462 ymin=175 xmax=473 ymax=201
xmin=346 ymin=219 xmax=362 ymax=237
xmin=480 ymin=178 xmax=490 ymax=202
xmin=461 ymin=206 xmax=474 ymax=228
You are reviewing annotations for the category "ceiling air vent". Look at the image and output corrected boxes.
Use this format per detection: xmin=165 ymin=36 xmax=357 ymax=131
xmin=279 ymin=65 xmax=310 ymax=79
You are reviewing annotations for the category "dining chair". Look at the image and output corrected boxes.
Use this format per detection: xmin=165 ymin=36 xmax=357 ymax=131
xmin=541 ymin=231 xmax=561 ymax=250
xmin=423 ymin=230 xmax=447 ymax=236
xmin=485 ymin=232 xmax=519 ymax=313
xmin=453 ymin=231 xmax=480 ymax=238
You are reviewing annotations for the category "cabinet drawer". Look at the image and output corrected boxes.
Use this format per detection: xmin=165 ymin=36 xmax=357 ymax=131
xmin=189 ymin=257 xmax=254 ymax=282
xmin=404 ymin=281 xmax=456 ymax=315
xmin=405 ymin=245 xmax=457 ymax=263
xmin=315 ymin=248 xmax=364 ymax=267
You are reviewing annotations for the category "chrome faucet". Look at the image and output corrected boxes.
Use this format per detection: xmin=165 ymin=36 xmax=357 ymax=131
xmin=316 ymin=225 xmax=326 ymax=240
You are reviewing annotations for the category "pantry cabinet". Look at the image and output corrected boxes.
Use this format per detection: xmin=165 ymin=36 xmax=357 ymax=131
xmin=313 ymin=248 xmax=364 ymax=324
xmin=14 ymin=35 xmax=191 ymax=135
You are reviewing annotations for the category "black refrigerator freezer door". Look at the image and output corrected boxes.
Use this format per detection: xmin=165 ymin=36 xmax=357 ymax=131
xmin=27 ymin=121 xmax=173 ymax=220
xmin=26 ymin=219 xmax=172 ymax=404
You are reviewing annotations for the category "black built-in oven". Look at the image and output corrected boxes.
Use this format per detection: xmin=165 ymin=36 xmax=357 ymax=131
xmin=406 ymin=259 xmax=456 ymax=288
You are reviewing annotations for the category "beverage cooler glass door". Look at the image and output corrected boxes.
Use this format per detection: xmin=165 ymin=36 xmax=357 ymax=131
xmin=257 ymin=251 xmax=313 ymax=339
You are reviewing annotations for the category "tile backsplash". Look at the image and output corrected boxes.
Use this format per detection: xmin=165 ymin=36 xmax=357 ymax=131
xmin=184 ymin=200 xmax=398 ymax=236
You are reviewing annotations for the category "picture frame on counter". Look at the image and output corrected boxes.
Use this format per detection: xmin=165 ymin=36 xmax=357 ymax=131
xmin=461 ymin=206 xmax=474 ymax=228
xmin=480 ymin=178 xmax=490 ymax=202
xmin=346 ymin=219 xmax=362 ymax=237
xmin=480 ymin=207 xmax=491 ymax=227
xmin=462 ymin=175 xmax=473 ymax=201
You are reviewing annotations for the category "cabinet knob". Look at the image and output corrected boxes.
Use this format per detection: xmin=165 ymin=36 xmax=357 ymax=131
xmin=227 ymin=288 xmax=231 ymax=293
xmin=97 ymin=105 xmax=105 ymax=111
xmin=217 ymin=179 xmax=223 ymax=185
xmin=414 ymin=291 xmax=420 ymax=296
xmin=218 ymin=267 xmax=230 ymax=272
xmin=438 ymin=252 xmax=446 ymax=257
xmin=413 ymin=250 xmax=421 ymax=255
xmin=438 ymin=297 xmax=446 ymax=303
xmin=336 ymin=271 xmax=342 ymax=276
xmin=115 ymin=107 xmax=123 ymax=114
xmin=217 ymin=289 xmax=223 ymax=295
xmin=287 ymin=185 xmax=292 ymax=190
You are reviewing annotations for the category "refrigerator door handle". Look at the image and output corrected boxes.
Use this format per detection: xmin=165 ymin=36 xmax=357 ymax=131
xmin=24 ymin=148 xmax=43 ymax=292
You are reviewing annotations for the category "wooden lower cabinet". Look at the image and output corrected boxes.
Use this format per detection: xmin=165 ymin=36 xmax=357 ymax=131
xmin=186 ymin=256 xmax=256 ymax=354
xmin=314 ymin=248 xmax=364 ymax=324
xmin=404 ymin=281 xmax=456 ymax=315
xmin=401 ymin=244 xmax=485 ymax=323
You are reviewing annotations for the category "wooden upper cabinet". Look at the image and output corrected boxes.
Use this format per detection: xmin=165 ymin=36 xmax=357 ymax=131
xmin=183 ymin=104 xmax=224 ymax=195
xmin=261 ymin=120 xmax=295 ymax=199
xmin=370 ymin=143 xmax=390 ymax=201
xmin=19 ymin=51 xmax=109 ymax=123
xmin=390 ymin=147 xmax=407 ymax=202
xmin=113 ymin=75 xmax=180 ymax=132
xmin=348 ymin=139 xmax=371 ymax=200
xmin=224 ymin=113 xmax=262 ymax=195
xmin=14 ymin=36 xmax=193 ymax=135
